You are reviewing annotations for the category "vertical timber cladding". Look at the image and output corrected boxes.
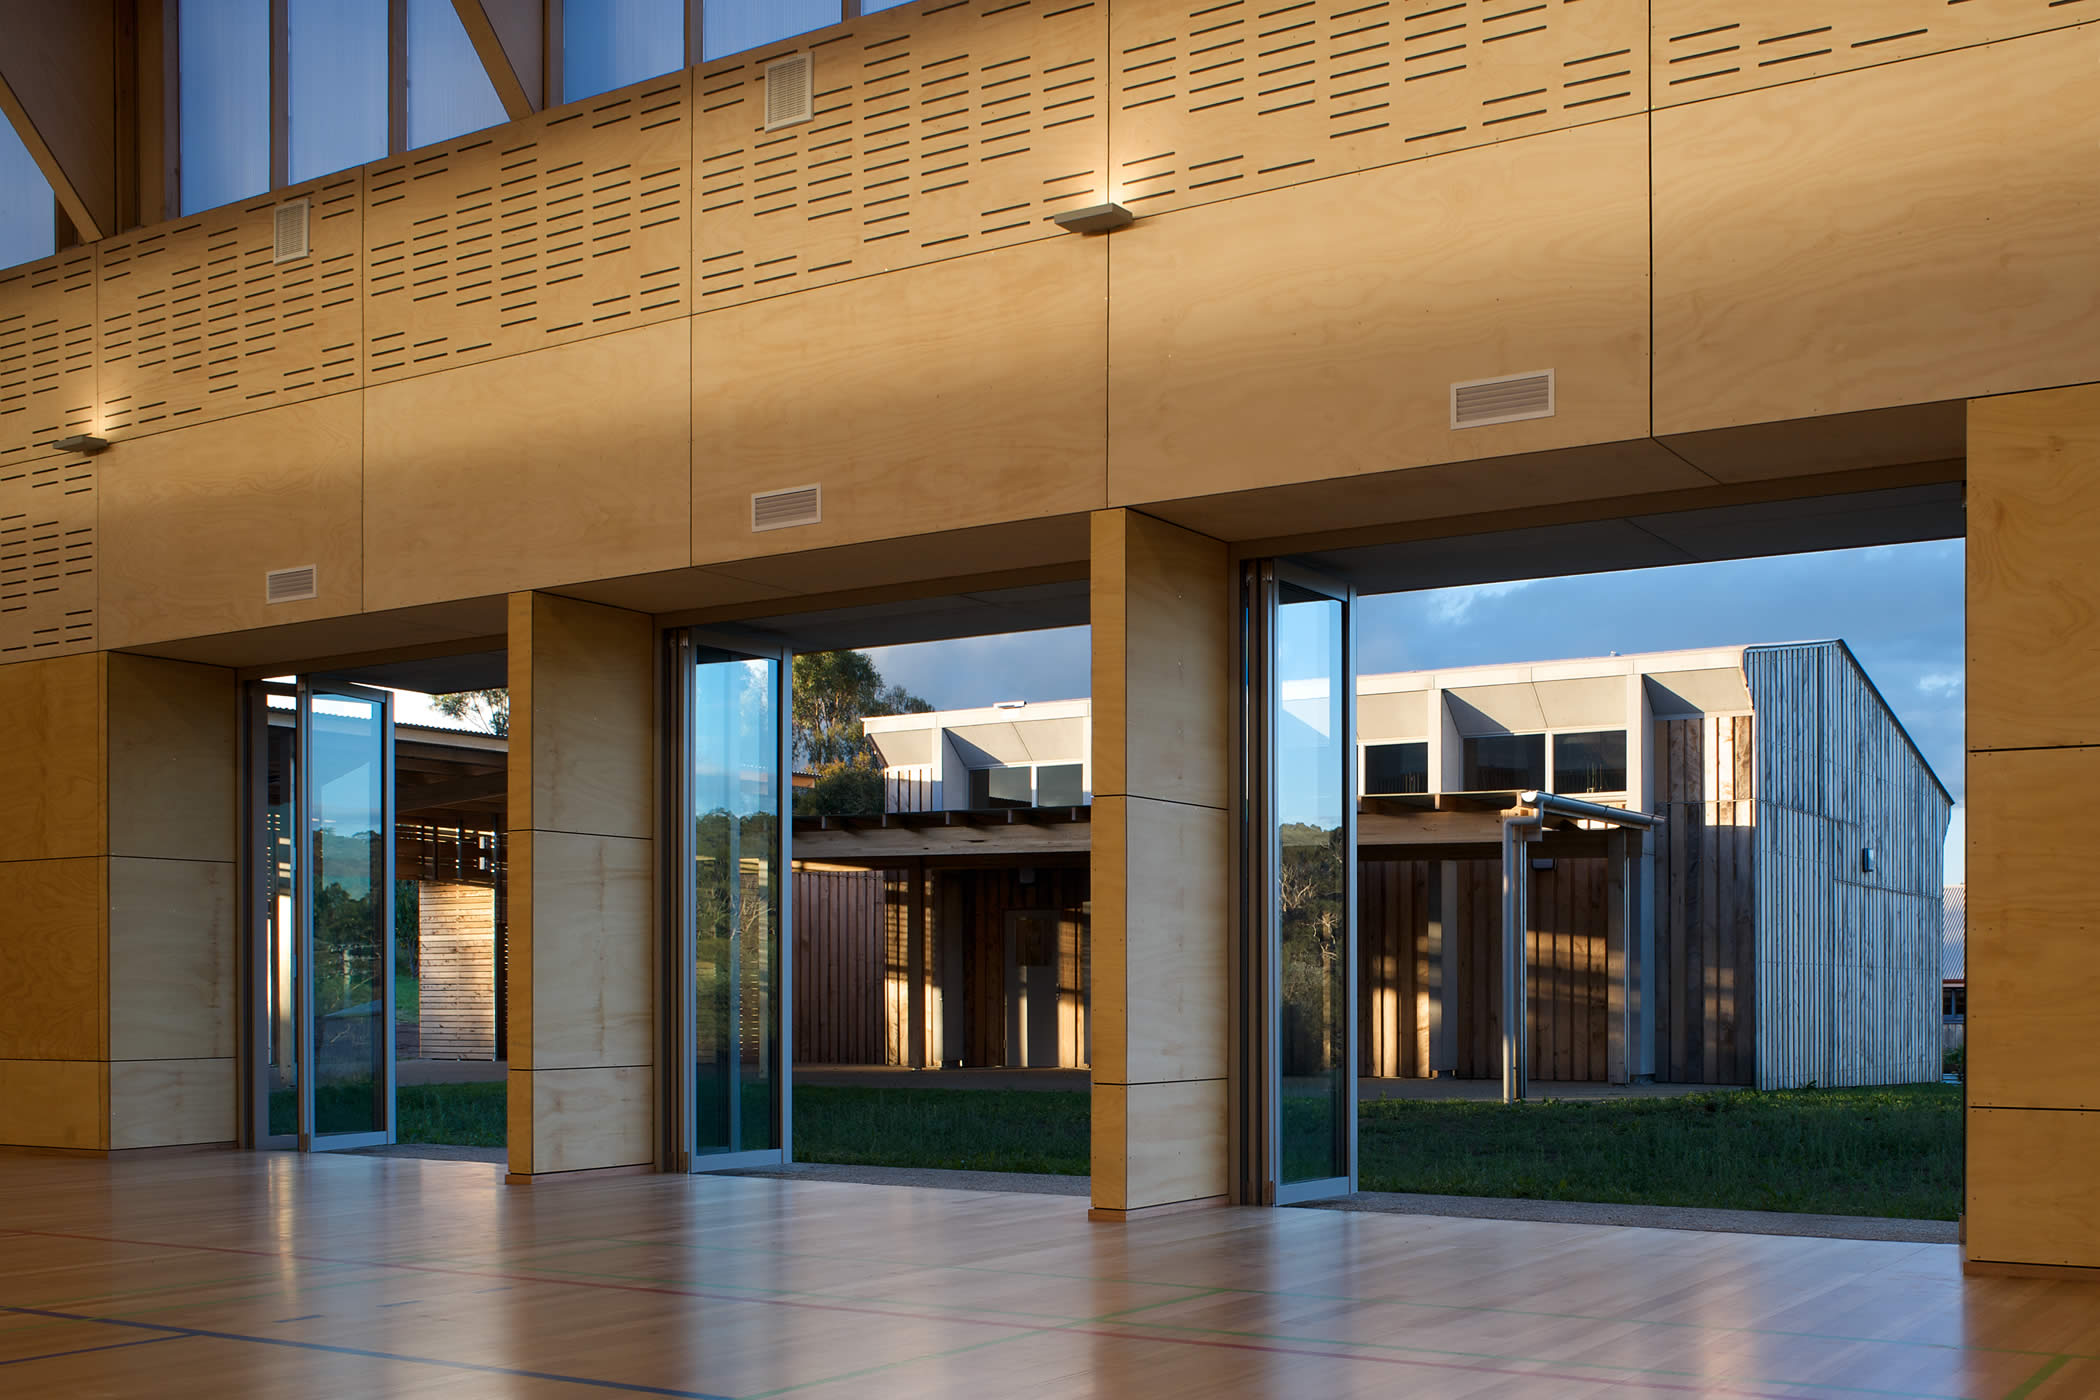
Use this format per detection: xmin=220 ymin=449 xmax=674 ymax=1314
xmin=1747 ymin=642 xmax=1948 ymax=1091
xmin=0 ymin=253 xmax=97 ymax=662
xmin=1651 ymin=0 xmax=2100 ymax=106
xmin=690 ymin=1 xmax=1108 ymax=308
xmin=95 ymin=175 xmax=363 ymax=437
xmin=1108 ymin=0 xmax=1647 ymax=216
xmin=1651 ymin=714 xmax=1756 ymax=1086
xmin=364 ymin=76 xmax=692 ymax=379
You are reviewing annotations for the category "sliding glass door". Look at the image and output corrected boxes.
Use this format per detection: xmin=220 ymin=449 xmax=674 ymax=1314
xmin=1239 ymin=562 xmax=1357 ymax=1204
xmin=246 ymin=680 xmax=397 ymax=1151
xmin=665 ymin=631 xmax=792 ymax=1171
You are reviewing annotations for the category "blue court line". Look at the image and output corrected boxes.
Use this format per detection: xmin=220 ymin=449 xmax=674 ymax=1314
xmin=2 ymin=1306 xmax=737 ymax=1399
xmin=0 ymin=1333 xmax=186 ymax=1367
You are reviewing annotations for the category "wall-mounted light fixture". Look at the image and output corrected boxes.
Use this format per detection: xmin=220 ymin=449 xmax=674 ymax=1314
xmin=49 ymin=435 xmax=110 ymax=456
xmin=1052 ymin=202 xmax=1134 ymax=234
xmin=1861 ymin=846 xmax=1876 ymax=874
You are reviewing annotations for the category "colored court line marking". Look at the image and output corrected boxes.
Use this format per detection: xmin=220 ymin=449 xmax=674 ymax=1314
xmin=2004 ymin=1356 xmax=2070 ymax=1400
xmin=1 ymin=1306 xmax=737 ymax=1399
xmin=0 ymin=1334 xmax=187 ymax=1368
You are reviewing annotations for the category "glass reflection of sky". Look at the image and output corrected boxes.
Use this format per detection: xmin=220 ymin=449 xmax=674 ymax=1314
xmin=694 ymin=657 xmax=778 ymax=819
xmin=407 ymin=0 xmax=508 ymax=148
xmin=702 ymin=0 xmax=842 ymax=62
xmin=289 ymin=0 xmax=387 ymax=183
xmin=564 ymin=0 xmax=683 ymax=101
xmin=1277 ymin=596 xmax=1343 ymax=832
xmin=180 ymin=0 xmax=271 ymax=214
xmin=0 ymin=103 xmax=53 ymax=270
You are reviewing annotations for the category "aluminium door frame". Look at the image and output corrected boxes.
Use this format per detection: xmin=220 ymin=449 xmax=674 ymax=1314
xmin=1239 ymin=559 xmax=1359 ymax=1207
xmin=295 ymin=677 xmax=397 ymax=1153
xmin=662 ymin=626 xmax=795 ymax=1175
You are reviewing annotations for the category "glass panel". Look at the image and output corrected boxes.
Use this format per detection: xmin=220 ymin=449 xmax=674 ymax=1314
xmin=563 ymin=0 xmax=683 ymax=102
xmin=1277 ymin=585 xmax=1348 ymax=1186
xmin=701 ymin=0 xmax=842 ymax=62
xmin=692 ymin=649 xmax=782 ymax=1156
xmin=179 ymin=0 xmax=271 ymax=214
xmin=969 ymin=766 xmax=1032 ymax=809
xmin=863 ymin=0 xmax=917 ymax=12
xmin=1362 ymin=742 xmax=1428 ymax=796
xmin=308 ymin=694 xmax=389 ymax=1138
xmin=264 ymin=718 xmax=299 ymax=1136
xmin=1552 ymin=730 xmax=1627 ymax=794
xmin=407 ymin=0 xmax=509 ymax=148
xmin=1036 ymin=763 xmax=1085 ymax=808
xmin=1462 ymin=733 xmax=1545 ymax=791
xmin=0 ymin=115 xmax=54 ymax=271
xmin=288 ymin=0 xmax=387 ymax=183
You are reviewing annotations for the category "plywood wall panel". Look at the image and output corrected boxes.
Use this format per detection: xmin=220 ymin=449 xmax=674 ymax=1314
xmin=1654 ymin=27 xmax=2100 ymax=436
xmin=364 ymin=319 xmax=690 ymax=610
xmin=1109 ymin=115 xmax=1650 ymax=506
xmin=97 ymin=395 xmax=364 ymax=648
xmin=0 ymin=450 xmax=97 ymax=661
xmin=106 ymin=856 xmax=237 ymax=1064
xmin=1968 ymin=384 xmax=2100 ymax=753
xmin=514 ymin=830 xmax=653 ymax=1072
xmin=1110 ymin=0 xmax=1646 ymax=217
xmin=364 ymin=76 xmax=691 ymax=383
xmin=690 ymin=1 xmax=1106 ymax=311
xmin=0 ymin=857 xmax=106 ymax=1062
xmin=1652 ymin=0 xmax=2100 ymax=107
xmin=0 ymin=1058 xmax=107 ymax=1151
xmin=0 ymin=651 xmax=102 ymax=861
xmin=106 ymin=654 xmax=235 ymax=864
xmin=691 ymin=237 xmax=1105 ymax=566
xmin=0 ymin=249 xmax=96 ymax=466
xmin=108 ymin=1057 xmax=236 ymax=1149
xmin=96 ymin=174 xmax=362 ymax=441
xmin=1968 ymin=1107 xmax=2100 ymax=1271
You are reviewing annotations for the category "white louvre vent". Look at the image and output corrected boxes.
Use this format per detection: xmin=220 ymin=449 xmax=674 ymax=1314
xmin=265 ymin=565 xmax=318 ymax=604
xmin=764 ymin=54 xmax=815 ymax=130
xmin=1451 ymin=370 xmax=1555 ymax=429
xmin=272 ymin=199 xmax=311 ymax=263
xmin=751 ymin=484 xmax=822 ymax=532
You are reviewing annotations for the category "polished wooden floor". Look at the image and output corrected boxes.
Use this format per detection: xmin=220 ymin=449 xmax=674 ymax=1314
xmin=1 ymin=1152 xmax=2096 ymax=1398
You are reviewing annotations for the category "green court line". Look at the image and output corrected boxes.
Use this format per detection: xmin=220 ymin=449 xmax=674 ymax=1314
xmin=2003 ymin=1356 xmax=2070 ymax=1400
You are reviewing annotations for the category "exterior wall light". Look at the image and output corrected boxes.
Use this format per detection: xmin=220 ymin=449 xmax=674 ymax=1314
xmin=1052 ymin=202 xmax=1135 ymax=234
xmin=49 ymin=435 xmax=110 ymax=455
xmin=1861 ymin=846 xmax=1876 ymax=874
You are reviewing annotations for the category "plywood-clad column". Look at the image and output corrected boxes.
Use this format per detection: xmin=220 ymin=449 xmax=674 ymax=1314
xmin=1089 ymin=509 xmax=1231 ymax=1219
xmin=0 ymin=652 xmax=236 ymax=1154
xmin=506 ymin=592 xmax=655 ymax=1180
xmin=0 ymin=654 xmax=110 ymax=1151
xmin=1966 ymin=383 xmax=2100 ymax=1274
xmin=104 ymin=655 xmax=238 ymax=1150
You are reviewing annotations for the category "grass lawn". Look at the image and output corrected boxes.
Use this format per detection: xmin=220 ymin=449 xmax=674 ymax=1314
xmin=387 ymin=1080 xmax=1961 ymax=1220
xmin=1356 ymin=1085 xmax=1962 ymax=1220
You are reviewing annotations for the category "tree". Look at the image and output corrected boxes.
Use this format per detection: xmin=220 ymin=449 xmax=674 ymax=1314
xmin=431 ymin=688 xmax=509 ymax=737
xmin=791 ymin=652 xmax=930 ymax=769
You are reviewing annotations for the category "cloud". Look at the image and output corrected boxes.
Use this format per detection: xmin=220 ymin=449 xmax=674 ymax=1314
xmin=1427 ymin=578 xmax=1542 ymax=625
xmin=1916 ymin=671 xmax=1964 ymax=697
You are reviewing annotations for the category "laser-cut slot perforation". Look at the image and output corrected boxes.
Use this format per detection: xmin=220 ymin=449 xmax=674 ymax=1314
xmin=98 ymin=173 xmax=362 ymax=438
xmin=364 ymin=74 xmax=690 ymax=380
xmin=0 ymin=250 xmax=97 ymax=465
xmin=1111 ymin=0 xmax=1644 ymax=218
xmin=1653 ymin=0 xmax=2094 ymax=102
xmin=0 ymin=457 xmax=96 ymax=659
xmin=691 ymin=0 xmax=1106 ymax=309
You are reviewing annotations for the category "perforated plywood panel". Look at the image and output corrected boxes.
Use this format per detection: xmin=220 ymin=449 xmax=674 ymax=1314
xmin=690 ymin=1 xmax=1108 ymax=310
xmin=364 ymin=76 xmax=691 ymax=380
xmin=0 ymin=456 xmax=95 ymax=661
xmin=1108 ymin=0 xmax=1645 ymax=217
xmin=96 ymin=175 xmax=362 ymax=440
xmin=1653 ymin=0 xmax=2099 ymax=105
xmin=0 ymin=251 xmax=96 ymax=467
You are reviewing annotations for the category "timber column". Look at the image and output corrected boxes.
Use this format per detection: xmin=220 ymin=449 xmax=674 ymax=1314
xmin=1965 ymin=384 xmax=2100 ymax=1273
xmin=1089 ymin=509 xmax=1233 ymax=1219
xmin=507 ymin=592 xmax=656 ymax=1180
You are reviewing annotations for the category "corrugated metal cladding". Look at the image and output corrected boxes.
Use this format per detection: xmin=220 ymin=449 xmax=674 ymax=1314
xmin=1745 ymin=643 xmax=1952 ymax=1091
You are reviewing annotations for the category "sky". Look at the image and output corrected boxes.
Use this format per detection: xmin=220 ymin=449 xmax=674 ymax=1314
xmin=863 ymin=539 xmax=1967 ymax=881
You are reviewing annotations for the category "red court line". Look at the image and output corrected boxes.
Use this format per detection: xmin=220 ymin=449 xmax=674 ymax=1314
xmin=3 ymin=1228 xmax=1914 ymax=1399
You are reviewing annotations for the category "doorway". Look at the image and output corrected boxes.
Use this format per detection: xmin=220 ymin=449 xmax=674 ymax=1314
xmin=244 ymin=679 xmax=397 ymax=1151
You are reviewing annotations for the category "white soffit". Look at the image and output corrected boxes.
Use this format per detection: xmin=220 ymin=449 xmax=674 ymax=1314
xmin=1358 ymin=689 xmax=1430 ymax=744
xmin=1644 ymin=667 xmax=1754 ymax=718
